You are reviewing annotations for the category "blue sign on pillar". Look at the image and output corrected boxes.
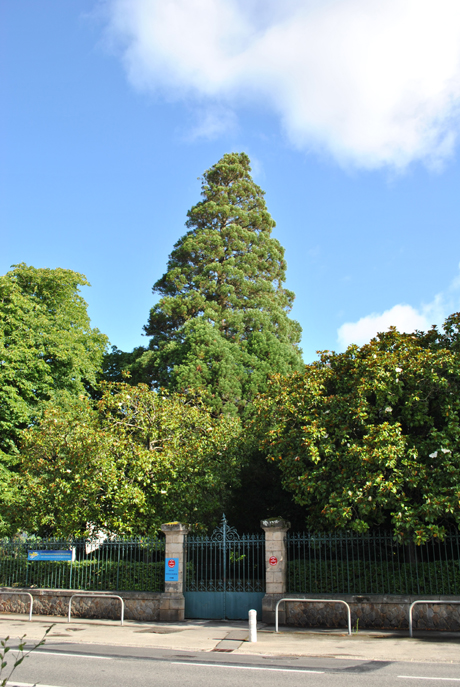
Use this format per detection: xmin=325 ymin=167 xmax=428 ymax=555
xmin=165 ymin=558 xmax=179 ymax=582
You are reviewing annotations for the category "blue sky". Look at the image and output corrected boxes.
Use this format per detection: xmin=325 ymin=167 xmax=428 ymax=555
xmin=2 ymin=0 xmax=460 ymax=363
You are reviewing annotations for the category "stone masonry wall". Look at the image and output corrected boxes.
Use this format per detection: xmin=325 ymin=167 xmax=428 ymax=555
xmin=160 ymin=522 xmax=188 ymax=622
xmin=263 ymin=593 xmax=460 ymax=631
xmin=0 ymin=588 xmax=162 ymax=622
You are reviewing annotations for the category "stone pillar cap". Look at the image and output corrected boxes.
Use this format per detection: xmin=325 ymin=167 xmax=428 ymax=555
xmin=161 ymin=522 xmax=189 ymax=533
xmin=260 ymin=517 xmax=291 ymax=530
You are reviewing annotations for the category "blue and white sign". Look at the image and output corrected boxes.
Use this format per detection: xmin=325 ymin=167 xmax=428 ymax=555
xmin=28 ymin=549 xmax=75 ymax=562
xmin=165 ymin=558 xmax=179 ymax=582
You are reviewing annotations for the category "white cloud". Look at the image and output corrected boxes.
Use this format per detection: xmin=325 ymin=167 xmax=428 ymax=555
xmin=337 ymin=274 xmax=460 ymax=349
xmin=337 ymin=304 xmax=436 ymax=349
xmin=103 ymin=0 xmax=460 ymax=169
xmin=185 ymin=106 xmax=238 ymax=141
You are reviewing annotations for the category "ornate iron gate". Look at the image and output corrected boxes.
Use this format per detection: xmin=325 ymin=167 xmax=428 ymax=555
xmin=184 ymin=515 xmax=265 ymax=620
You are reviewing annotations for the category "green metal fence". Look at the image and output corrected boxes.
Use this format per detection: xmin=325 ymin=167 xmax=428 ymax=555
xmin=287 ymin=530 xmax=460 ymax=595
xmin=0 ymin=537 xmax=165 ymax=592
xmin=5 ymin=529 xmax=460 ymax=597
xmin=186 ymin=516 xmax=265 ymax=593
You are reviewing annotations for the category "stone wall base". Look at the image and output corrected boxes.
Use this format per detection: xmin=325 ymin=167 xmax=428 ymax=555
xmin=0 ymin=588 xmax=162 ymax=622
xmin=4 ymin=588 xmax=459 ymax=629
xmin=263 ymin=593 xmax=460 ymax=631
xmin=159 ymin=593 xmax=185 ymax=622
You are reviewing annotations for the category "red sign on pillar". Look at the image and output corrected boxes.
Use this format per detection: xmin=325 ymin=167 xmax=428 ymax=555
xmin=269 ymin=556 xmax=278 ymax=566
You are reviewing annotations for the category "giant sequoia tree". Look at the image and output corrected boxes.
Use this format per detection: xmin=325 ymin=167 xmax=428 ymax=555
xmin=137 ymin=152 xmax=303 ymax=416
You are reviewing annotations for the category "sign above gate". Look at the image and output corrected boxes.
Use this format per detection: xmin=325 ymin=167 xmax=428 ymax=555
xmin=269 ymin=556 xmax=278 ymax=566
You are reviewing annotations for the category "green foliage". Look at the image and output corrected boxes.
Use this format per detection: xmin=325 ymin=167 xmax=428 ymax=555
xmin=0 ymin=263 xmax=108 ymax=457
xmin=2 ymin=559 xmax=164 ymax=593
xmin=225 ymin=447 xmax=308 ymax=533
xmin=0 ymin=625 xmax=53 ymax=687
xmin=255 ymin=316 xmax=460 ymax=542
xmin=101 ymin=346 xmax=146 ymax=385
xmin=15 ymin=383 xmax=242 ymax=536
xmin=13 ymin=394 xmax=131 ymax=536
xmin=135 ymin=152 xmax=303 ymax=417
xmin=288 ymin=559 xmax=460 ymax=595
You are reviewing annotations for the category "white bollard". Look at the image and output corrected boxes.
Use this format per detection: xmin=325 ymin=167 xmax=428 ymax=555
xmin=248 ymin=609 xmax=257 ymax=643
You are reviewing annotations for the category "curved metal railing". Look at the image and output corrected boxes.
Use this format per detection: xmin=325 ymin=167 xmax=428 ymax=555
xmin=67 ymin=593 xmax=125 ymax=626
xmin=0 ymin=591 xmax=34 ymax=621
xmin=409 ymin=600 xmax=460 ymax=637
xmin=275 ymin=597 xmax=352 ymax=635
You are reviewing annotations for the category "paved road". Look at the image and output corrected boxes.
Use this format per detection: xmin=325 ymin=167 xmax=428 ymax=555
xmin=7 ymin=642 xmax=460 ymax=687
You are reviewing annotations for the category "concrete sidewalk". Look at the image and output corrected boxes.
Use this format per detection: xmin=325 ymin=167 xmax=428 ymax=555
xmin=1 ymin=613 xmax=459 ymax=664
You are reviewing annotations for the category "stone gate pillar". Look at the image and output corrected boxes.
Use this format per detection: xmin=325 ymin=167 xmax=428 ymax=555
xmin=260 ymin=517 xmax=290 ymax=624
xmin=159 ymin=522 xmax=188 ymax=622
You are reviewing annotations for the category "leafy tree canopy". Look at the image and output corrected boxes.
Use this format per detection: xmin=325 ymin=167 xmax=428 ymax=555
xmin=255 ymin=315 xmax=460 ymax=543
xmin=15 ymin=383 xmax=242 ymax=536
xmin=101 ymin=346 xmax=147 ymax=385
xmin=135 ymin=152 xmax=303 ymax=417
xmin=0 ymin=263 xmax=108 ymax=457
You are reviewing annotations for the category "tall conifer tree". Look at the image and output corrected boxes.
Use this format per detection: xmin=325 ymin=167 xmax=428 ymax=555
xmin=138 ymin=152 xmax=302 ymax=416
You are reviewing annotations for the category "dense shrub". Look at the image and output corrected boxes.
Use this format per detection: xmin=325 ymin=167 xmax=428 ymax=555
xmin=1 ymin=559 xmax=164 ymax=593
xmin=288 ymin=559 xmax=460 ymax=595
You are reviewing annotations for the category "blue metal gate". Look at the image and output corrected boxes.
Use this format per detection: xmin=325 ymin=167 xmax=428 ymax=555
xmin=184 ymin=515 xmax=265 ymax=620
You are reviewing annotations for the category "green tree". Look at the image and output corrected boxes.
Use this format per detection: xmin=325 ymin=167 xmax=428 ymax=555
xmin=135 ymin=152 xmax=303 ymax=417
xmin=101 ymin=345 xmax=147 ymax=385
xmin=255 ymin=316 xmax=460 ymax=543
xmin=16 ymin=384 xmax=242 ymax=536
xmin=0 ymin=263 xmax=108 ymax=458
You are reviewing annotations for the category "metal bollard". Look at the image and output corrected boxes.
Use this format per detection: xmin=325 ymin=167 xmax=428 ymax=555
xmin=248 ymin=609 xmax=257 ymax=643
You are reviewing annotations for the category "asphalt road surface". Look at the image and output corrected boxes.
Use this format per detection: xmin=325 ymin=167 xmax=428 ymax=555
xmin=6 ymin=642 xmax=460 ymax=687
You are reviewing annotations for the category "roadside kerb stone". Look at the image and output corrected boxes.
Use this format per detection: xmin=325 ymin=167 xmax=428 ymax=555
xmin=0 ymin=614 xmax=459 ymax=664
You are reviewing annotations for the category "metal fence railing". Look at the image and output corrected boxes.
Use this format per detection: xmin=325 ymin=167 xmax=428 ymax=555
xmin=4 ymin=529 xmax=460 ymax=597
xmin=0 ymin=537 xmax=165 ymax=593
xmin=186 ymin=516 xmax=265 ymax=593
xmin=287 ymin=530 xmax=460 ymax=595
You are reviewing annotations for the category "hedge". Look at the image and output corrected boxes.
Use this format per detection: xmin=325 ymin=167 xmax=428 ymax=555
xmin=287 ymin=559 xmax=460 ymax=595
xmin=0 ymin=559 xmax=164 ymax=593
